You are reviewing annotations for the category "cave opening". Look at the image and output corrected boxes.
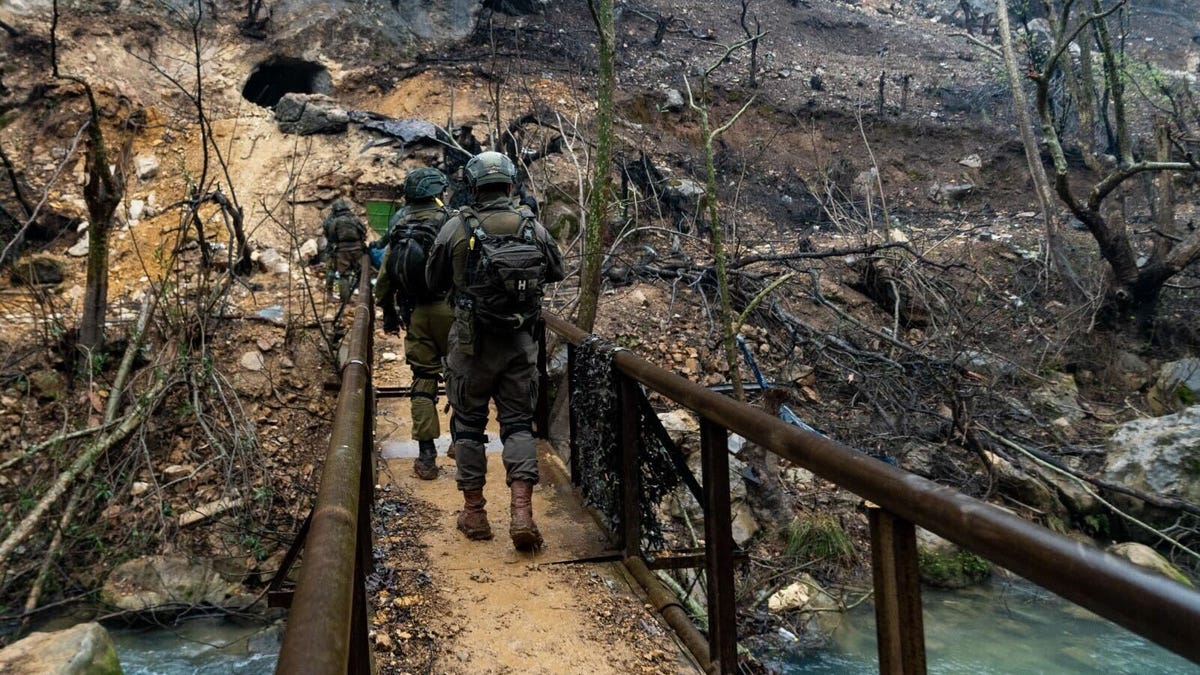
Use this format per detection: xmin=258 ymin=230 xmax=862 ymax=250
xmin=241 ymin=56 xmax=332 ymax=107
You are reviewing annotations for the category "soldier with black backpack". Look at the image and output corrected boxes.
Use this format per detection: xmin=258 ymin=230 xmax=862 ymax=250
xmin=426 ymin=151 xmax=564 ymax=550
xmin=375 ymin=167 xmax=453 ymax=480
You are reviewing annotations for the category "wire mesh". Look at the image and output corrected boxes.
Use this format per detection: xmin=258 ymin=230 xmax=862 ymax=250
xmin=570 ymin=335 xmax=683 ymax=552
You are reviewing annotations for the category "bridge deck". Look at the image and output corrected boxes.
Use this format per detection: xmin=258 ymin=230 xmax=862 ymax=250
xmin=371 ymin=334 xmax=698 ymax=673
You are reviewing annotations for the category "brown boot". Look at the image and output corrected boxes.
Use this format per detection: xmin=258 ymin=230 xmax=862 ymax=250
xmin=509 ymin=480 xmax=543 ymax=551
xmin=456 ymin=489 xmax=493 ymax=541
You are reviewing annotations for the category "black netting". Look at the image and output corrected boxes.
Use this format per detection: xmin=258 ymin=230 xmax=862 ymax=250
xmin=570 ymin=336 xmax=686 ymax=552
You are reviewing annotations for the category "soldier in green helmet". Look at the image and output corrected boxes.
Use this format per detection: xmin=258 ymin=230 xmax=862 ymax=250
xmin=426 ymin=151 xmax=564 ymax=550
xmin=376 ymin=167 xmax=453 ymax=480
xmin=321 ymin=198 xmax=367 ymax=298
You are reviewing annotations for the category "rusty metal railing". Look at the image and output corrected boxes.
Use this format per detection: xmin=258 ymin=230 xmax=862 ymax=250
xmin=275 ymin=256 xmax=376 ymax=675
xmin=541 ymin=313 xmax=1200 ymax=674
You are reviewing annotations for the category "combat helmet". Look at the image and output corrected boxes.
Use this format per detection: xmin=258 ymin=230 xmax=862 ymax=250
xmin=464 ymin=151 xmax=517 ymax=188
xmin=404 ymin=167 xmax=448 ymax=200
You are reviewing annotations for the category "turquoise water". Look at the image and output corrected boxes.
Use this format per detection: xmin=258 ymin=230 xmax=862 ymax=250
xmin=776 ymin=578 xmax=1199 ymax=674
xmin=110 ymin=618 xmax=280 ymax=675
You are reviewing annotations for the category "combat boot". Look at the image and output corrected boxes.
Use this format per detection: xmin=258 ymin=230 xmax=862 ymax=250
xmin=456 ymin=489 xmax=493 ymax=541
xmin=509 ymin=480 xmax=543 ymax=551
xmin=414 ymin=439 xmax=437 ymax=480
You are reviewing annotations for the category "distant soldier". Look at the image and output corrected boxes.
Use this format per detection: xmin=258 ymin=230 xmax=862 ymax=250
xmin=426 ymin=151 xmax=564 ymax=550
xmin=375 ymin=168 xmax=452 ymax=479
xmin=321 ymin=199 xmax=366 ymax=298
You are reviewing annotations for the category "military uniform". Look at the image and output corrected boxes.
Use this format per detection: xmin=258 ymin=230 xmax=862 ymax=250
xmin=426 ymin=194 xmax=565 ymax=492
xmin=321 ymin=200 xmax=366 ymax=291
xmin=375 ymin=201 xmax=453 ymax=445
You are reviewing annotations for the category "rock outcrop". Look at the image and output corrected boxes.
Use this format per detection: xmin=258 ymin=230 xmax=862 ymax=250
xmin=0 ymin=622 xmax=122 ymax=675
xmin=1104 ymin=405 xmax=1200 ymax=506
xmin=274 ymin=93 xmax=349 ymax=135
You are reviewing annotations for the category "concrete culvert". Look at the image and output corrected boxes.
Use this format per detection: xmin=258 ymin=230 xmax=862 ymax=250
xmin=241 ymin=56 xmax=332 ymax=107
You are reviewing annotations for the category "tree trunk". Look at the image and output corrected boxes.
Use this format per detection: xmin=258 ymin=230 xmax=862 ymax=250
xmin=997 ymin=0 xmax=1079 ymax=290
xmin=577 ymin=0 xmax=615 ymax=333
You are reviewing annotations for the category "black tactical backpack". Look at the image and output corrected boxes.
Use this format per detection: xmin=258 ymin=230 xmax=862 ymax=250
xmin=460 ymin=207 xmax=547 ymax=331
xmin=386 ymin=207 xmax=444 ymax=303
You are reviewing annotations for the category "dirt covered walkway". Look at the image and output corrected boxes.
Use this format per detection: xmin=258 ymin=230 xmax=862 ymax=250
xmin=368 ymin=331 xmax=696 ymax=674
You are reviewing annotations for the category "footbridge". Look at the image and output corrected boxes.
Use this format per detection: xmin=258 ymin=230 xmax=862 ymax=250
xmin=268 ymin=261 xmax=1200 ymax=674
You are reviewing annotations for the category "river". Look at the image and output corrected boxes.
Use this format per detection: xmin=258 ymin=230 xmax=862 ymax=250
xmin=776 ymin=577 xmax=1199 ymax=673
xmin=110 ymin=617 xmax=281 ymax=675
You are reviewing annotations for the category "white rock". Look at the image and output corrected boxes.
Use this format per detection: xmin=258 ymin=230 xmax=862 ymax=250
xmin=959 ymin=154 xmax=983 ymax=169
xmin=128 ymin=199 xmax=145 ymax=221
xmin=240 ymin=350 xmax=266 ymax=371
xmin=381 ymin=352 xmax=400 ymax=363
xmin=135 ymin=155 xmax=159 ymax=180
xmin=68 ymin=233 xmax=90 ymax=257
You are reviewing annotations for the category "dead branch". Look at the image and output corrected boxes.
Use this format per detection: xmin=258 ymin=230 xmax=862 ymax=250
xmin=0 ymin=371 xmax=175 ymax=577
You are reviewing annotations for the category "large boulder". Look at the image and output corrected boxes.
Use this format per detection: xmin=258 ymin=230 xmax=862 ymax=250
xmin=1147 ymin=358 xmax=1200 ymax=415
xmin=1103 ymin=406 xmax=1200 ymax=506
xmin=274 ymin=93 xmax=349 ymax=135
xmin=100 ymin=555 xmax=240 ymax=611
xmin=1107 ymin=542 xmax=1193 ymax=587
xmin=0 ymin=622 xmax=122 ymax=675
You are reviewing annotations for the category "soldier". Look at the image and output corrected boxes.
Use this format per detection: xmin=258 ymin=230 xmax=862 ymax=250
xmin=321 ymin=199 xmax=366 ymax=299
xmin=426 ymin=151 xmax=564 ymax=550
xmin=375 ymin=168 xmax=452 ymax=479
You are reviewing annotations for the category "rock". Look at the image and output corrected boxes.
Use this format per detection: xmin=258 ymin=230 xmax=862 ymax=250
xmin=1147 ymin=358 xmax=1200 ymax=415
xmin=1030 ymin=372 xmax=1083 ymax=422
xmin=68 ymin=232 xmax=90 ymax=257
xmin=275 ymin=93 xmax=349 ymax=135
xmin=27 ymin=369 xmax=66 ymax=402
xmin=916 ymin=527 xmax=992 ymax=588
xmin=299 ymin=238 xmax=320 ymax=262
xmin=958 ymin=154 xmax=983 ymax=169
xmin=1108 ymin=351 xmax=1152 ymax=390
xmin=240 ymin=350 xmax=266 ymax=371
xmin=983 ymin=451 xmax=1067 ymax=519
xmin=765 ymin=573 xmax=841 ymax=634
xmin=130 ymin=481 xmax=150 ymax=496
xmin=128 ymin=199 xmax=145 ymax=222
xmin=256 ymin=338 xmax=275 ymax=352
xmin=730 ymin=501 xmax=759 ymax=546
xmin=381 ymin=351 xmax=400 ymax=363
xmin=1104 ymin=405 xmax=1200 ymax=505
xmin=256 ymin=247 xmax=287 ymax=274
xmin=953 ymin=350 xmax=1015 ymax=381
xmin=662 ymin=88 xmax=684 ymax=112
xmin=0 ymin=622 xmax=122 ymax=675
xmin=1106 ymin=542 xmax=1193 ymax=587
xmin=100 ymin=556 xmax=239 ymax=610
xmin=664 ymin=177 xmax=706 ymax=203
xmin=657 ymin=409 xmax=699 ymax=451
xmin=134 ymin=154 xmax=159 ymax=180
xmin=9 ymin=256 xmax=65 ymax=286
xmin=927 ymin=181 xmax=975 ymax=205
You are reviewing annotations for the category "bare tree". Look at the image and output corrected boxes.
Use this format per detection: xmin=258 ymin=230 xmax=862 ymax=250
xmin=1031 ymin=0 xmax=1200 ymax=327
xmin=577 ymin=0 xmax=615 ymax=333
xmin=685 ymin=32 xmax=764 ymax=401
xmin=51 ymin=0 xmax=125 ymax=355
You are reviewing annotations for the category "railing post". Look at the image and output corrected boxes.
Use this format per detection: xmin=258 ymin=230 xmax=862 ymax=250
xmin=869 ymin=506 xmax=926 ymax=675
xmin=700 ymin=418 xmax=737 ymax=674
xmin=618 ymin=374 xmax=642 ymax=559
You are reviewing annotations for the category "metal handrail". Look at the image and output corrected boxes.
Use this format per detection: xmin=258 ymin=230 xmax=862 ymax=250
xmin=276 ymin=257 xmax=375 ymax=675
xmin=543 ymin=313 xmax=1200 ymax=669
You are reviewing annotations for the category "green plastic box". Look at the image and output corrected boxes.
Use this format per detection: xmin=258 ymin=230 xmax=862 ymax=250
xmin=365 ymin=200 xmax=398 ymax=236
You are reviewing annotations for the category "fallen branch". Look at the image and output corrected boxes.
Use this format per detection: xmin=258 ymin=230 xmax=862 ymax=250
xmin=0 ymin=372 xmax=174 ymax=576
xmin=980 ymin=426 xmax=1200 ymax=562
